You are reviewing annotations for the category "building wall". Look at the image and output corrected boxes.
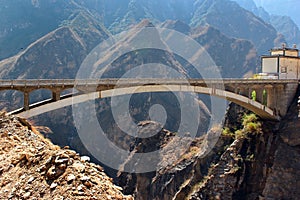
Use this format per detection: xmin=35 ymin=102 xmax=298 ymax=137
xmin=279 ymin=57 xmax=300 ymax=79
xmin=271 ymin=50 xmax=284 ymax=56
xmin=270 ymin=49 xmax=298 ymax=57
xmin=262 ymin=57 xmax=278 ymax=73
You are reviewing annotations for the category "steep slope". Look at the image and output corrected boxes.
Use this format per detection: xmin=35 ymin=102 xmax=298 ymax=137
xmin=262 ymin=88 xmax=300 ymax=199
xmin=233 ymin=0 xmax=300 ymax=48
xmin=160 ymin=21 xmax=257 ymax=78
xmin=270 ymin=15 xmax=300 ymax=47
xmin=73 ymin=0 xmax=195 ymax=33
xmin=0 ymin=112 xmax=133 ymax=199
xmin=189 ymin=89 xmax=300 ymax=199
xmin=191 ymin=0 xmax=281 ymax=54
xmin=191 ymin=25 xmax=257 ymax=78
xmin=231 ymin=0 xmax=270 ymax=22
xmin=0 ymin=0 xmax=83 ymax=60
xmin=253 ymin=0 xmax=300 ymax=28
xmin=116 ymin=91 xmax=300 ymax=199
xmin=0 ymin=11 xmax=110 ymax=112
xmin=0 ymin=11 xmax=109 ymax=80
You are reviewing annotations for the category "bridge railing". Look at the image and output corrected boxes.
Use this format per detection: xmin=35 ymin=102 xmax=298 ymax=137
xmin=0 ymin=78 xmax=298 ymax=87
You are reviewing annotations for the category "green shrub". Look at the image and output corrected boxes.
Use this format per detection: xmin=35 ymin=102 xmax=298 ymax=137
xmin=242 ymin=113 xmax=262 ymax=134
xmin=235 ymin=129 xmax=246 ymax=139
xmin=242 ymin=113 xmax=257 ymax=125
xmin=222 ymin=127 xmax=235 ymax=138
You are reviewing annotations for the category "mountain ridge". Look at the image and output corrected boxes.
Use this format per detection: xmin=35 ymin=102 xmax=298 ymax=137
xmin=0 ymin=0 xmax=292 ymax=60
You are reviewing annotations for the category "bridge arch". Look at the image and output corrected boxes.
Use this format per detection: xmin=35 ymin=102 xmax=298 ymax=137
xmin=29 ymin=88 xmax=53 ymax=104
xmin=10 ymin=85 xmax=279 ymax=120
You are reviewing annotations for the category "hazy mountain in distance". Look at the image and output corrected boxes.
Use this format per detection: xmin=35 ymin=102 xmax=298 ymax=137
xmin=74 ymin=0 xmax=195 ymax=33
xmin=190 ymin=0 xmax=281 ymax=54
xmin=231 ymin=0 xmax=257 ymax=11
xmin=0 ymin=0 xmax=85 ymax=60
xmin=253 ymin=0 xmax=300 ymax=28
xmin=231 ymin=0 xmax=270 ymax=22
xmin=270 ymin=15 xmax=300 ymax=48
xmin=161 ymin=20 xmax=257 ymax=77
xmin=233 ymin=0 xmax=300 ymax=48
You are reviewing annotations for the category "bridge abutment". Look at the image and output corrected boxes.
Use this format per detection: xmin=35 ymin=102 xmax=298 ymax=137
xmin=224 ymin=81 xmax=299 ymax=119
xmin=274 ymin=83 xmax=299 ymax=117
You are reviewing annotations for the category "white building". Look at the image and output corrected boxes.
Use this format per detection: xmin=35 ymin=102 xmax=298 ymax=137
xmin=261 ymin=46 xmax=300 ymax=79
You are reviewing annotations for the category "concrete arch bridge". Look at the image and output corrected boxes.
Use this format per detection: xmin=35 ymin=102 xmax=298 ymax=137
xmin=0 ymin=79 xmax=298 ymax=121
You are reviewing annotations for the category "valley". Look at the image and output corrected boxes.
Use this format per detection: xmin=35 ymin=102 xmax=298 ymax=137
xmin=0 ymin=0 xmax=299 ymax=199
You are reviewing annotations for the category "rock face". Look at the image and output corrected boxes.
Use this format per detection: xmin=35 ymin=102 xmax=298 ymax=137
xmin=0 ymin=0 xmax=81 ymax=60
xmin=0 ymin=11 xmax=109 ymax=80
xmin=270 ymin=15 xmax=300 ymax=47
xmin=0 ymin=112 xmax=133 ymax=199
xmin=116 ymin=120 xmax=230 ymax=200
xmin=0 ymin=0 xmax=289 ymax=59
xmin=191 ymin=25 xmax=257 ymax=78
xmin=0 ymin=11 xmax=109 ymax=111
xmin=262 ymin=89 xmax=300 ymax=199
xmin=190 ymin=0 xmax=282 ymax=54
xmin=116 ymin=86 xmax=300 ymax=200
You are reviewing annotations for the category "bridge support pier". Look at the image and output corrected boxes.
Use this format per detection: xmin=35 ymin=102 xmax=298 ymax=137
xmin=24 ymin=92 xmax=30 ymax=111
xmin=265 ymin=86 xmax=275 ymax=109
xmin=52 ymin=90 xmax=61 ymax=101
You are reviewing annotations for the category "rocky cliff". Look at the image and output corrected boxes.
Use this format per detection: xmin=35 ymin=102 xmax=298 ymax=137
xmin=1 ymin=90 xmax=299 ymax=199
xmin=116 ymin=87 xmax=300 ymax=199
xmin=0 ymin=112 xmax=133 ymax=199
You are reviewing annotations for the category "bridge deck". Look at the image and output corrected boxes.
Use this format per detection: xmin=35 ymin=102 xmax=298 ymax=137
xmin=0 ymin=78 xmax=298 ymax=90
xmin=1 ymin=79 xmax=299 ymax=121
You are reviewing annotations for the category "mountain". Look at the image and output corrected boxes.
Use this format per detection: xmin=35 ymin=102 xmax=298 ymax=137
xmin=232 ymin=0 xmax=300 ymax=48
xmin=0 ymin=11 xmax=109 ymax=79
xmin=0 ymin=0 xmax=84 ymax=60
xmin=190 ymin=0 xmax=281 ymax=54
xmin=253 ymin=0 xmax=300 ymax=29
xmin=270 ymin=15 xmax=300 ymax=47
xmin=0 ymin=0 xmax=292 ymax=58
xmin=0 ymin=1 xmax=300 ymax=199
xmin=191 ymin=25 xmax=257 ymax=78
xmin=76 ymin=0 xmax=288 ymax=54
xmin=73 ymin=0 xmax=195 ymax=33
xmin=0 ymin=19 xmax=257 ymax=180
xmin=231 ymin=0 xmax=270 ymax=22
xmin=160 ymin=20 xmax=258 ymax=78
xmin=0 ymin=11 xmax=109 ymax=111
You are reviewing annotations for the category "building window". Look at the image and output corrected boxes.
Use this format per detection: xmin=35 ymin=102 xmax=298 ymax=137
xmin=281 ymin=67 xmax=287 ymax=73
